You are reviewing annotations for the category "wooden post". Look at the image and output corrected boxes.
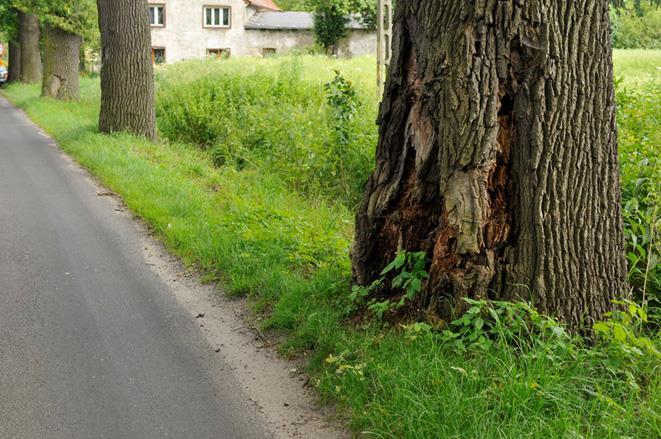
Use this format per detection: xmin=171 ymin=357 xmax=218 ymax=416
xmin=377 ymin=0 xmax=393 ymax=92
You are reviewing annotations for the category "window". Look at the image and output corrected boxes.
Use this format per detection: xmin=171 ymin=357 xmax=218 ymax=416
xmin=207 ymin=48 xmax=231 ymax=60
xmin=204 ymin=6 xmax=230 ymax=28
xmin=261 ymin=48 xmax=277 ymax=57
xmin=152 ymin=47 xmax=166 ymax=64
xmin=149 ymin=4 xmax=165 ymax=27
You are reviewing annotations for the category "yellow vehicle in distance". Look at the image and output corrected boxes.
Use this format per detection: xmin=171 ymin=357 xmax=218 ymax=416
xmin=0 ymin=43 xmax=7 ymax=86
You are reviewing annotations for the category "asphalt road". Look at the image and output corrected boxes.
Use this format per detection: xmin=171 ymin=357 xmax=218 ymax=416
xmin=0 ymin=98 xmax=266 ymax=438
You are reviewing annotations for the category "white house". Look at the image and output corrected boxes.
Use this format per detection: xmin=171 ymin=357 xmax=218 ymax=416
xmin=148 ymin=0 xmax=377 ymax=63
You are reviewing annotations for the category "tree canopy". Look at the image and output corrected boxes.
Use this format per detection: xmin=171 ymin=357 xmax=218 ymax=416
xmin=0 ymin=0 xmax=19 ymax=41
xmin=12 ymin=0 xmax=97 ymax=37
xmin=306 ymin=0 xmax=376 ymax=52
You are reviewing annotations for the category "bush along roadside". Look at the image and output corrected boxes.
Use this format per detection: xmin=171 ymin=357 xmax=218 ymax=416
xmin=2 ymin=53 xmax=660 ymax=438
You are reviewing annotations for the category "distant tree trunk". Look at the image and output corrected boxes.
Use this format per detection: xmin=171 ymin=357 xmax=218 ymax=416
xmin=8 ymin=40 xmax=21 ymax=83
xmin=79 ymin=45 xmax=87 ymax=74
xmin=19 ymin=12 xmax=41 ymax=84
xmin=96 ymin=0 xmax=155 ymax=139
xmin=351 ymin=0 xmax=628 ymax=327
xmin=41 ymin=25 xmax=82 ymax=100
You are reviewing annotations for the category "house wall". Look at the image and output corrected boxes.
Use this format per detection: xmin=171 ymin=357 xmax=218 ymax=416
xmin=150 ymin=0 xmax=260 ymax=61
xmin=243 ymin=30 xmax=315 ymax=56
xmin=339 ymin=30 xmax=377 ymax=57
xmin=149 ymin=0 xmax=375 ymax=62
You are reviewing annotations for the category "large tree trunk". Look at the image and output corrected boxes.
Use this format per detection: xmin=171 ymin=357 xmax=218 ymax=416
xmin=8 ymin=40 xmax=21 ymax=83
xmin=42 ymin=25 xmax=82 ymax=100
xmin=96 ymin=0 xmax=156 ymax=139
xmin=19 ymin=12 xmax=41 ymax=84
xmin=352 ymin=1 xmax=628 ymax=327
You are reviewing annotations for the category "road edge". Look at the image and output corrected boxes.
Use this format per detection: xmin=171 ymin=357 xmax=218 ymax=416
xmin=2 ymin=95 xmax=347 ymax=439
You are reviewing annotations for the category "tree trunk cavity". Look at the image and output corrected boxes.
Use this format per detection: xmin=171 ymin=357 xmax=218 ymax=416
xmin=19 ymin=12 xmax=41 ymax=84
xmin=42 ymin=25 xmax=82 ymax=100
xmin=351 ymin=0 xmax=627 ymax=327
xmin=8 ymin=40 xmax=21 ymax=83
xmin=96 ymin=0 xmax=156 ymax=139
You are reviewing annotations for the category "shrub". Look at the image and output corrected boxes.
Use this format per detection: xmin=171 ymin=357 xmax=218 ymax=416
xmin=156 ymin=58 xmax=376 ymax=207
xmin=310 ymin=0 xmax=350 ymax=53
xmin=308 ymin=0 xmax=377 ymax=53
xmin=611 ymin=2 xmax=661 ymax=49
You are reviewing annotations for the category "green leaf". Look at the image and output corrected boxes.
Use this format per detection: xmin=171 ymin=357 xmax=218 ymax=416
xmin=613 ymin=324 xmax=628 ymax=342
xmin=593 ymin=322 xmax=610 ymax=334
xmin=381 ymin=252 xmax=406 ymax=275
xmin=409 ymin=278 xmax=422 ymax=296
xmin=488 ymin=308 xmax=500 ymax=324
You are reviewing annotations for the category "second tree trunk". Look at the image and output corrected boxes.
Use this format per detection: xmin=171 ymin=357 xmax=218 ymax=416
xmin=42 ymin=25 xmax=82 ymax=100
xmin=96 ymin=0 xmax=156 ymax=139
xmin=8 ymin=40 xmax=21 ymax=83
xmin=19 ymin=12 xmax=41 ymax=84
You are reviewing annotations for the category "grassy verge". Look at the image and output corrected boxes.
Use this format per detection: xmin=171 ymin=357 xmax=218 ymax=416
xmin=3 ymin=52 xmax=659 ymax=438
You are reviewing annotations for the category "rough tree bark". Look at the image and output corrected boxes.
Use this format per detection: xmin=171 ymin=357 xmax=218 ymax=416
xmin=19 ymin=12 xmax=41 ymax=84
xmin=96 ymin=0 xmax=156 ymax=139
xmin=8 ymin=40 xmax=21 ymax=83
xmin=41 ymin=25 xmax=82 ymax=100
xmin=352 ymin=1 xmax=628 ymax=327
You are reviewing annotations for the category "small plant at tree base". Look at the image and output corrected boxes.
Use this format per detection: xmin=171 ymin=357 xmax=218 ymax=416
xmin=592 ymin=300 xmax=660 ymax=393
xmin=440 ymin=298 xmax=571 ymax=353
xmin=593 ymin=300 xmax=660 ymax=360
xmin=349 ymin=251 xmax=429 ymax=319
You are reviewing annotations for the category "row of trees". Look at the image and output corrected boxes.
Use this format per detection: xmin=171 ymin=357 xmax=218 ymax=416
xmin=0 ymin=0 xmax=95 ymax=99
xmin=1 ymin=0 xmax=155 ymax=138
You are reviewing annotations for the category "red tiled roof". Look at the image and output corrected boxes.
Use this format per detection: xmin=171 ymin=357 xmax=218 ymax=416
xmin=245 ymin=0 xmax=281 ymax=12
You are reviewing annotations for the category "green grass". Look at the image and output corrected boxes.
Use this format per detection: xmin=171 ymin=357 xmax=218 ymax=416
xmin=613 ymin=49 xmax=661 ymax=85
xmin=154 ymin=56 xmax=379 ymax=207
xmin=3 ymin=52 xmax=659 ymax=438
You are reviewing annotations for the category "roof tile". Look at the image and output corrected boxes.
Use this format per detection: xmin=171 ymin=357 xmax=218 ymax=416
xmin=245 ymin=11 xmax=368 ymax=30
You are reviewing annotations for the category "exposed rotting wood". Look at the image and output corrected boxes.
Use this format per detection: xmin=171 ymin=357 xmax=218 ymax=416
xmin=351 ymin=0 xmax=627 ymax=327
